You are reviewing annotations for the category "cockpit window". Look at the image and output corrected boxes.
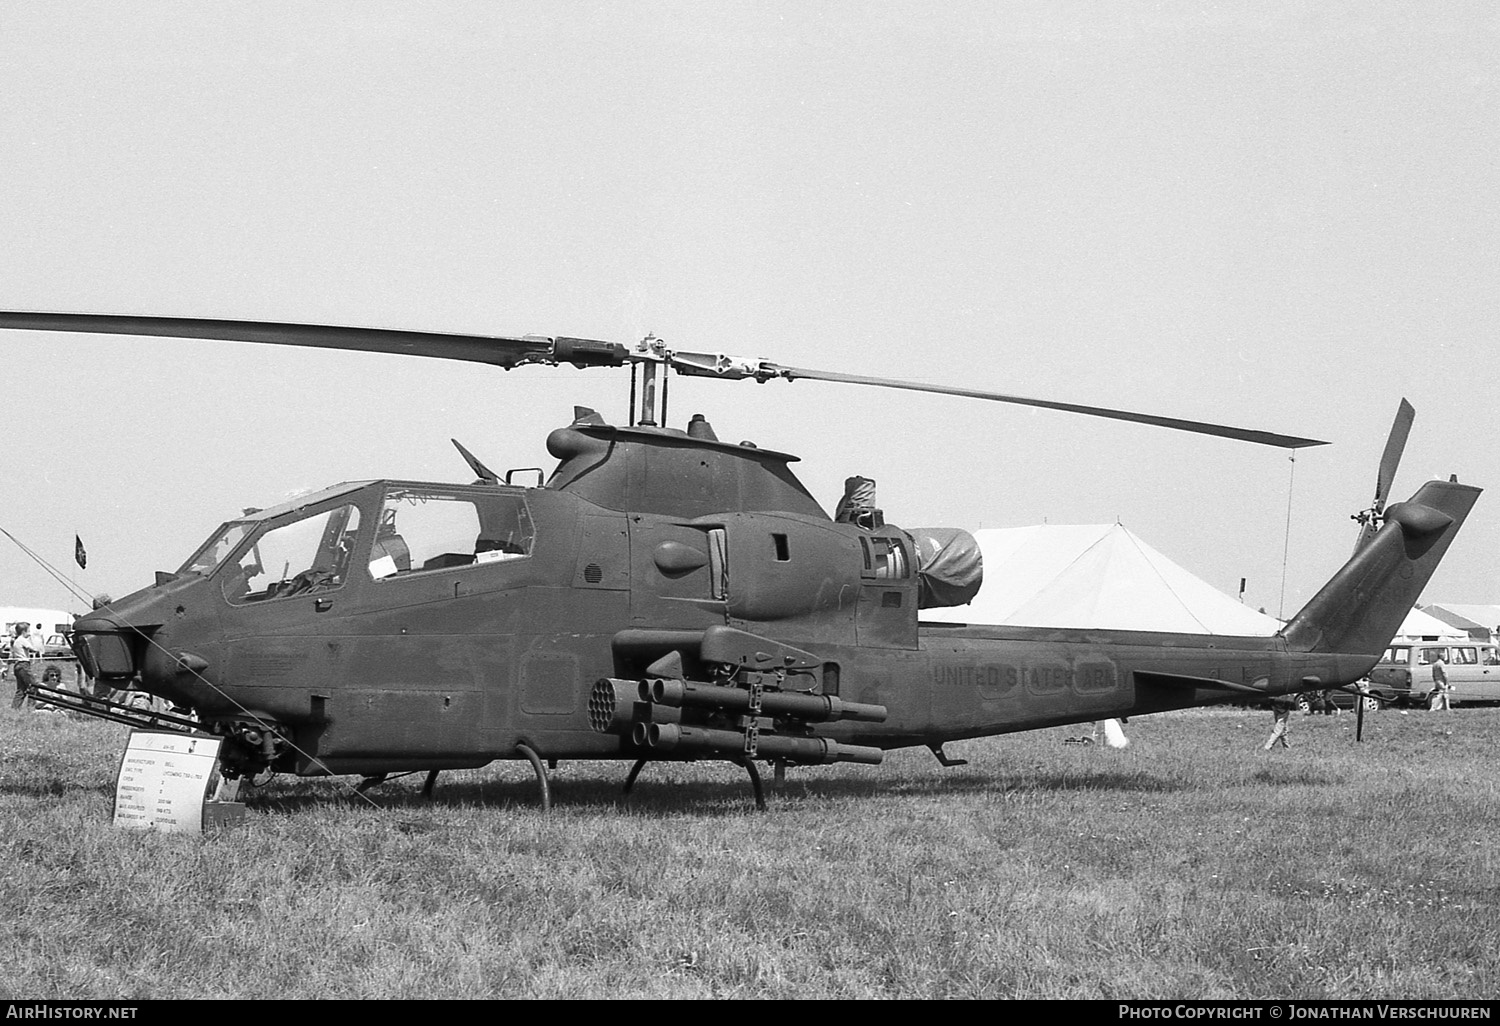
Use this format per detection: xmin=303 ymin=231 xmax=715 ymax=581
xmin=181 ymin=522 xmax=255 ymax=576
xmin=371 ymin=488 xmax=533 ymax=580
xmin=224 ymin=504 xmax=363 ymax=604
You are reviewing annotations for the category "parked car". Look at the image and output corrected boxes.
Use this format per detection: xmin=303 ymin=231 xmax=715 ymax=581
xmin=1294 ymin=687 xmax=1377 ymax=714
xmin=1366 ymin=642 xmax=1500 ymax=706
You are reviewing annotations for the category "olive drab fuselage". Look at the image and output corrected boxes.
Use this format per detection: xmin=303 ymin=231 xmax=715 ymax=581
xmin=67 ymin=417 xmax=1481 ymax=780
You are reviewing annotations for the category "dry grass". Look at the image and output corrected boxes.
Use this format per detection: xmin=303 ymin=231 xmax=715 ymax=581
xmin=2 ymin=703 xmax=1496 ymax=998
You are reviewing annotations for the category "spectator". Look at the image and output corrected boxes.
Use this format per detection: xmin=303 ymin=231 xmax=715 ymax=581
xmin=1263 ymin=694 xmax=1296 ymax=750
xmin=9 ymin=624 xmax=42 ymax=710
xmin=33 ymin=664 xmax=67 ymax=713
xmin=1428 ymin=654 xmax=1452 ymax=711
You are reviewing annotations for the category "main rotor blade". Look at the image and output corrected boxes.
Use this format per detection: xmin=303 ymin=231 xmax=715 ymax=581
xmin=1373 ymin=398 xmax=1416 ymax=510
xmin=2 ymin=313 xmax=1330 ymax=448
xmin=675 ymin=355 xmax=1328 ymax=449
xmin=0 ymin=312 xmax=628 ymax=370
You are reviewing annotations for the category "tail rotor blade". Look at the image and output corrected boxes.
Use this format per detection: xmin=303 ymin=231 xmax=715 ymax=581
xmin=1374 ymin=398 xmax=1416 ymax=512
xmin=1353 ymin=398 xmax=1416 ymax=554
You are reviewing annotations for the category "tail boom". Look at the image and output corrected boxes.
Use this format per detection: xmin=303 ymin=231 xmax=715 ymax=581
xmin=1281 ymin=479 xmax=1481 ymax=659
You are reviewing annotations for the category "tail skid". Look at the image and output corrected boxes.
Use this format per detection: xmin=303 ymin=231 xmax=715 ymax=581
xmin=1281 ymin=479 xmax=1481 ymax=657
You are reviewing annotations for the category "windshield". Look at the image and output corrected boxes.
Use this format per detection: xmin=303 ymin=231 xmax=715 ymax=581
xmin=179 ymin=522 xmax=255 ymax=576
xmin=225 ymin=503 xmax=363 ymax=603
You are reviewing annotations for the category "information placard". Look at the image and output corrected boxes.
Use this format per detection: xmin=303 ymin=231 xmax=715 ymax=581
xmin=113 ymin=731 xmax=224 ymax=833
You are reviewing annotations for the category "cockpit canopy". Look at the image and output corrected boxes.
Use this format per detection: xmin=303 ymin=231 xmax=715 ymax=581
xmin=179 ymin=482 xmax=373 ymax=577
xmin=178 ymin=481 xmax=536 ymax=604
xmin=369 ymin=485 xmax=534 ymax=579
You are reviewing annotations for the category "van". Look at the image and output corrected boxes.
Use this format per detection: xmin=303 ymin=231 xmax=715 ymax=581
xmin=1366 ymin=642 xmax=1500 ymax=706
xmin=1 ymin=608 xmax=78 ymax=646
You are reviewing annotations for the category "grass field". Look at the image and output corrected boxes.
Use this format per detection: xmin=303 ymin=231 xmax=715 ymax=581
xmin=2 ymin=702 xmax=1496 ymax=999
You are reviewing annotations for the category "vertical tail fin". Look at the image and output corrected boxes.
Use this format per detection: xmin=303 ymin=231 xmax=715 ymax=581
xmin=1282 ymin=479 xmax=1481 ymax=656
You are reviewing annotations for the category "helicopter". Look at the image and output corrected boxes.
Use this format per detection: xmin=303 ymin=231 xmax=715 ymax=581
xmin=0 ymin=311 xmax=1481 ymax=808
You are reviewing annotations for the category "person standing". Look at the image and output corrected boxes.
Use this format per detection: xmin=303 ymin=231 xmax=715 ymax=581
xmin=9 ymin=624 xmax=42 ymax=710
xmin=1428 ymin=654 xmax=1451 ymax=711
xmin=1263 ymin=694 xmax=1295 ymax=750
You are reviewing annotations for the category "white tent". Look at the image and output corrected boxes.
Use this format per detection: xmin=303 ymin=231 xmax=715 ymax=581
xmin=1422 ymin=603 xmax=1500 ymax=637
xmin=920 ymin=524 xmax=1282 ymax=635
xmin=1394 ymin=607 xmax=1468 ymax=640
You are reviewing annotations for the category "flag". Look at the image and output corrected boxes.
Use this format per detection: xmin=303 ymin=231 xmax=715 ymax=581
xmin=75 ymin=535 xmax=87 ymax=569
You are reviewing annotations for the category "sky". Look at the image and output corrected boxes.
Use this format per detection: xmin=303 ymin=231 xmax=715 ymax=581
xmin=1 ymin=1 xmax=1496 ymax=620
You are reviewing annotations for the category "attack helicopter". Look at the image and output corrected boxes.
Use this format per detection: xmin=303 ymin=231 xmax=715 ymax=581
xmin=0 ymin=311 xmax=1481 ymax=808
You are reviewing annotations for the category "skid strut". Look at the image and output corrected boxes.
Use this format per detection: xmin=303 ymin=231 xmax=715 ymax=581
xmin=355 ymin=773 xmax=387 ymax=794
xmin=621 ymin=756 xmax=766 ymax=810
xmin=623 ymin=757 xmax=649 ymax=795
xmin=735 ymin=757 xmax=766 ymax=811
xmin=516 ymin=742 xmax=551 ymax=812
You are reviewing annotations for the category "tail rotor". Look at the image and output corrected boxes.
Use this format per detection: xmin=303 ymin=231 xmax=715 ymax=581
xmin=1353 ymin=398 xmax=1415 ymax=552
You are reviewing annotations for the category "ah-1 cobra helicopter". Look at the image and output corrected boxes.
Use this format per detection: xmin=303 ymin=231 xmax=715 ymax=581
xmin=0 ymin=312 xmax=1481 ymax=808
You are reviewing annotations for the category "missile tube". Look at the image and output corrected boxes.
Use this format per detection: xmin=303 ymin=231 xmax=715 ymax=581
xmin=645 ymin=678 xmax=886 ymax=724
xmin=643 ymin=722 xmax=883 ymax=766
xmin=588 ymin=678 xmax=681 ymax=734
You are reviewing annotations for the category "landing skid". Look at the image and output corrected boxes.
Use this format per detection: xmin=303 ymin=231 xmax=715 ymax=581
xmin=929 ymin=743 xmax=968 ymax=768
xmin=622 ymin=755 xmax=766 ymax=811
xmin=356 ymin=754 xmax=546 ymax=808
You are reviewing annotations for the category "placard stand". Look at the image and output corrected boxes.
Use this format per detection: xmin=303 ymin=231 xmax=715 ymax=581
xmin=113 ymin=730 xmax=246 ymax=832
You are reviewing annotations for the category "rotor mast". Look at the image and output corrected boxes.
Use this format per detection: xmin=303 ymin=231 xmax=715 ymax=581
xmin=632 ymin=335 xmax=670 ymax=427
